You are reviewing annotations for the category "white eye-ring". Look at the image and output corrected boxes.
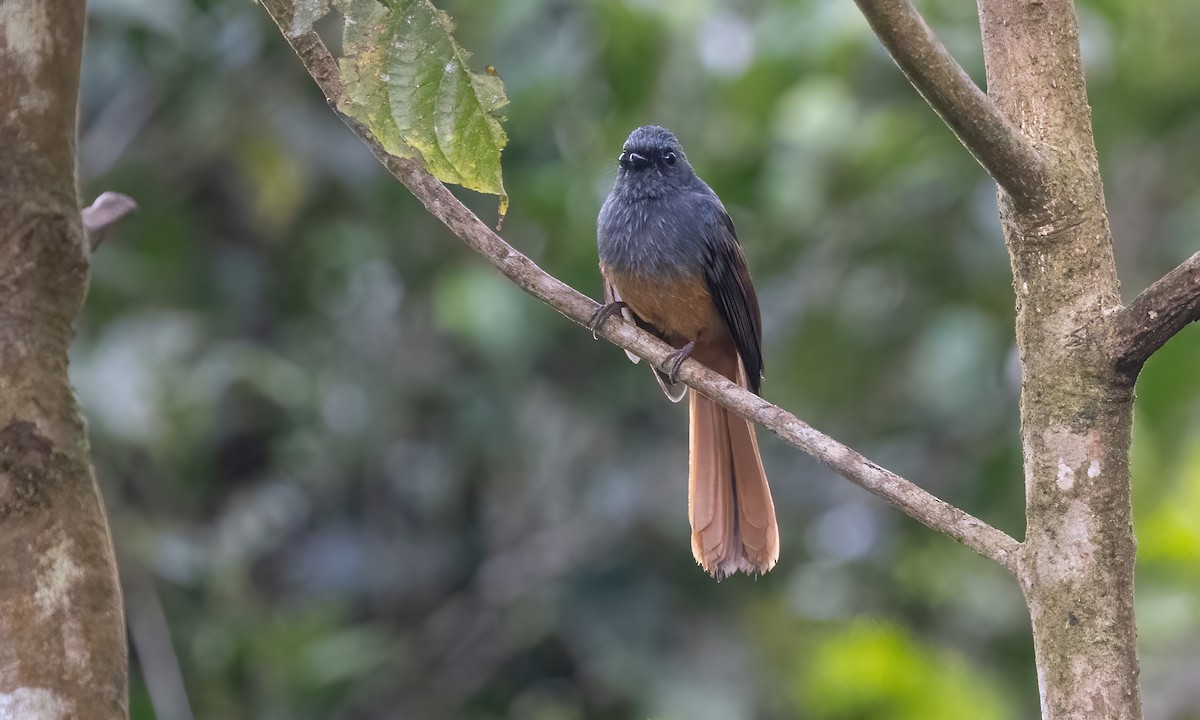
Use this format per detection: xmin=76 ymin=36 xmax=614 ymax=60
xmin=664 ymin=151 xmax=677 ymax=165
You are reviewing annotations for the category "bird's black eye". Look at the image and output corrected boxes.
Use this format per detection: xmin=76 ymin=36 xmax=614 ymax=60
xmin=619 ymin=151 xmax=627 ymax=164
xmin=663 ymin=151 xmax=677 ymax=165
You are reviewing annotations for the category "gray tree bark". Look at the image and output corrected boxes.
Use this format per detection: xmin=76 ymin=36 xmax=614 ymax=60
xmin=0 ymin=2 xmax=128 ymax=718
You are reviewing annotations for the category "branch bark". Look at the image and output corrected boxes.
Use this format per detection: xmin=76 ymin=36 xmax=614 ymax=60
xmin=0 ymin=2 xmax=128 ymax=718
xmin=852 ymin=0 xmax=1050 ymax=206
xmin=260 ymin=0 xmax=1021 ymax=574
xmin=1111 ymin=252 xmax=1200 ymax=378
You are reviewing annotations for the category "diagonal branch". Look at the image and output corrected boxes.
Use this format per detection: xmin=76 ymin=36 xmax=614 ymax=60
xmin=260 ymin=0 xmax=1022 ymax=574
xmin=1111 ymin=252 xmax=1200 ymax=378
xmin=852 ymin=0 xmax=1049 ymax=206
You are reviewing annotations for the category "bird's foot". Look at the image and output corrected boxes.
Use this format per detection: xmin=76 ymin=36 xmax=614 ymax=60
xmin=665 ymin=341 xmax=696 ymax=383
xmin=588 ymin=301 xmax=628 ymax=339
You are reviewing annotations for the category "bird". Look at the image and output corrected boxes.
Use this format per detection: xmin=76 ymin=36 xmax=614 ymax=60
xmin=591 ymin=125 xmax=779 ymax=579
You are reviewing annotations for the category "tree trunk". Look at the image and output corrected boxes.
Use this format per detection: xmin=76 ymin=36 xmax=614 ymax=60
xmin=979 ymin=1 xmax=1142 ymax=717
xmin=0 ymin=2 xmax=128 ymax=718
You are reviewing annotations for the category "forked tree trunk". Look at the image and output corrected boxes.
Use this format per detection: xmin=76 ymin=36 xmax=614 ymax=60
xmin=979 ymin=1 xmax=1141 ymax=717
xmin=0 ymin=2 xmax=128 ymax=718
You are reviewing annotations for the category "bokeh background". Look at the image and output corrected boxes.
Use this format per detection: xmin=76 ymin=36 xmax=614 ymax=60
xmin=77 ymin=0 xmax=1200 ymax=718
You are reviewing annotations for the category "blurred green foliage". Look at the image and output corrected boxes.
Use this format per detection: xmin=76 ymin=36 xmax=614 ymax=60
xmin=76 ymin=0 xmax=1200 ymax=718
xmin=798 ymin=622 xmax=1011 ymax=719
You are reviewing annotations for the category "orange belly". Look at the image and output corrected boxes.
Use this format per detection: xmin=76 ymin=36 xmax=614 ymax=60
xmin=602 ymin=265 xmax=736 ymax=377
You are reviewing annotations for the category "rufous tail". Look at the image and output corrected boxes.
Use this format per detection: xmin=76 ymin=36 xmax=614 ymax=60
xmin=687 ymin=360 xmax=779 ymax=578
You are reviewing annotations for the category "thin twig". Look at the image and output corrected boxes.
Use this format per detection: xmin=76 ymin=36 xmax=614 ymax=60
xmin=852 ymin=0 xmax=1049 ymax=206
xmin=1111 ymin=252 xmax=1200 ymax=378
xmin=82 ymin=191 xmax=137 ymax=251
xmin=260 ymin=0 xmax=1022 ymax=574
xmin=121 ymin=557 xmax=195 ymax=720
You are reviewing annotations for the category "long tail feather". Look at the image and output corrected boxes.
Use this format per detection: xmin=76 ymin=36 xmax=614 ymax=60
xmin=687 ymin=358 xmax=779 ymax=578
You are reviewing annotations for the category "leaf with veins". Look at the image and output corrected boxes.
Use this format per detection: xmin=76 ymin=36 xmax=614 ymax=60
xmin=335 ymin=0 xmax=509 ymax=216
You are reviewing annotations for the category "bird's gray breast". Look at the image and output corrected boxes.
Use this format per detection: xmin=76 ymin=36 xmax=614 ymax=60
xmin=597 ymin=191 xmax=708 ymax=279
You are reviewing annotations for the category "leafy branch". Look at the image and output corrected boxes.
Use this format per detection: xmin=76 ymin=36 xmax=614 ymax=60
xmin=259 ymin=0 xmax=1021 ymax=573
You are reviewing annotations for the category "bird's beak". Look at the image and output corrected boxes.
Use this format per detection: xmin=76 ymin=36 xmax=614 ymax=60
xmin=620 ymin=152 xmax=650 ymax=171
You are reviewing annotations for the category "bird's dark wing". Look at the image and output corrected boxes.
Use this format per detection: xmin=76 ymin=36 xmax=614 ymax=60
xmin=702 ymin=210 xmax=764 ymax=395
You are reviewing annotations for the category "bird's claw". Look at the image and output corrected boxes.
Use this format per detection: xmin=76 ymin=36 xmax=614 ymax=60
xmin=588 ymin=301 xmax=628 ymax=339
xmin=665 ymin=341 xmax=696 ymax=383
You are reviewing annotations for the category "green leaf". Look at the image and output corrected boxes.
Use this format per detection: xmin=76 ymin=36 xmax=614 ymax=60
xmin=335 ymin=0 xmax=509 ymax=216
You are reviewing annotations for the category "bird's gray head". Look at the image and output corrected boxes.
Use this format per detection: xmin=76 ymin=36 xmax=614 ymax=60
xmin=612 ymin=125 xmax=696 ymax=197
